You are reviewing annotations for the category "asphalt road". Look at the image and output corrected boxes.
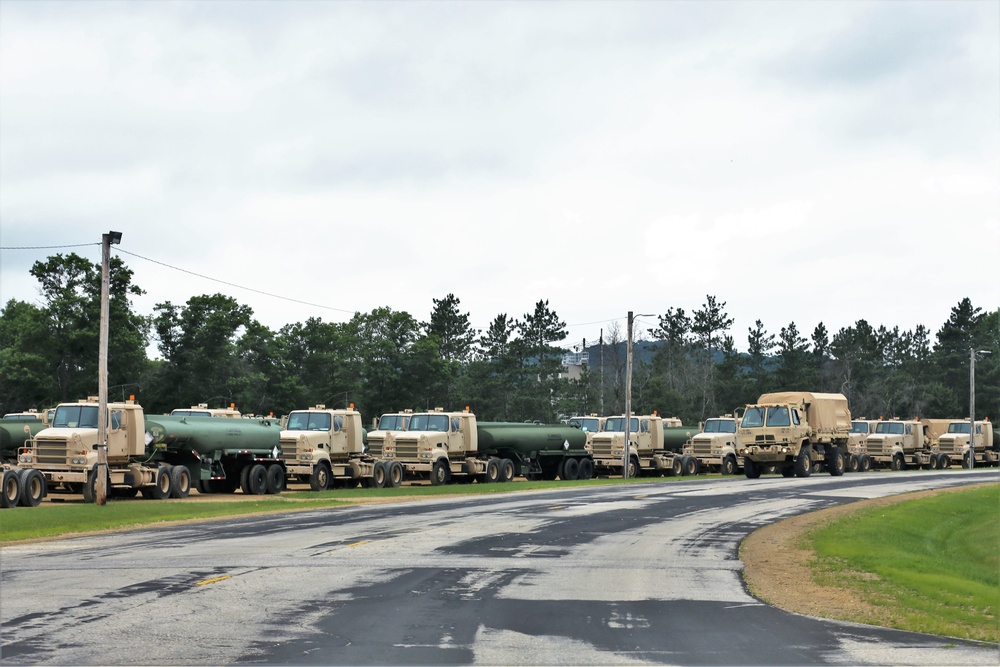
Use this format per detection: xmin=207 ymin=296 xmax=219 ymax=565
xmin=1 ymin=469 xmax=998 ymax=666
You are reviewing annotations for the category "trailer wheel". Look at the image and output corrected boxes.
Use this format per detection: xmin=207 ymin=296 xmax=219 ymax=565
xmin=484 ymin=459 xmax=500 ymax=483
xmin=240 ymin=465 xmax=252 ymax=494
xmin=247 ymin=464 xmax=268 ymax=495
xmin=430 ymin=460 xmax=450 ymax=486
xmin=387 ymin=461 xmax=403 ymax=488
xmin=744 ymin=458 xmax=761 ymax=479
xmin=721 ymin=456 xmax=737 ymax=476
xmin=795 ymin=447 xmax=812 ymax=478
xmin=682 ymin=456 xmax=699 ymax=476
xmin=2 ymin=470 xmax=22 ymax=508
xmin=578 ymin=458 xmax=594 ymax=480
xmin=151 ymin=466 xmax=173 ymax=500
xmin=373 ymin=461 xmax=388 ymax=488
xmin=18 ymin=469 xmax=46 ymax=507
xmin=310 ymin=462 xmax=331 ymax=491
xmin=170 ymin=465 xmax=191 ymax=499
xmin=671 ymin=457 xmax=683 ymax=477
xmin=498 ymin=458 xmax=515 ymax=483
xmin=265 ymin=464 xmax=284 ymax=494
xmin=891 ymin=453 xmax=904 ymax=471
xmin=561 ymin=457 xmax=580 ymax=481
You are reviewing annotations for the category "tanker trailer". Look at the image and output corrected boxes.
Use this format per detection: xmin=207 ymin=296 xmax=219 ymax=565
xmin=476 ymin=421 xmax=591 ymax=480
xmin=1 ymin=418 xmax=48 ymax=461
xmin=1 ymin=419 xmax=51 ymax=507
xmin=147 ymin=413 xmax=285 ymax=495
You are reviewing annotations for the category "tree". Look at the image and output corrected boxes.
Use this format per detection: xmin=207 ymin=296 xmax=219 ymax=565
xmin=746 ymin=320 xmax=775 ymax=398
xmin=0 ymin=300 xmax=59 ymax=409
xmin=775 ymin=322 xmax=811 ymax=390
xmin=425 ymin=294 xmax=477 ymax=363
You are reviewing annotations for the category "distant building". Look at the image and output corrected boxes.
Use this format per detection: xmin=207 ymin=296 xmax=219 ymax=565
xmin=559 ymin=351 xmax=589 ymax=381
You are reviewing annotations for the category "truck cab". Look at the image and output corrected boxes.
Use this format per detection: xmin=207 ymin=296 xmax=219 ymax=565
xmin=866 ymin=419 xmax=925 ymax=469
xmin=568 ymin=414 xmax=605 ymax=450
xmin=684 ymin=415 xmax=741 ymax=474
xmin=937 ymin=420 xmax=996 ymax=467
xmin=280 ymin=405 xmax=371 ymax=490
xmin=383 ymin=408 xmax=478 ymax=484
xmin=367 ymin=410 xmax=412 ymax=457
xmin=591 ymin=414 xmax=684 ymax=477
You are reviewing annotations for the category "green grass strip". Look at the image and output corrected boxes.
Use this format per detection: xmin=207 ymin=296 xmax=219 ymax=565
xmin=807 ymin=485 xmax=1000 ymax=642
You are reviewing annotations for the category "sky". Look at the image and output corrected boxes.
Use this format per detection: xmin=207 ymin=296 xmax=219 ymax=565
xmin=1 ymin=0 xmax=998 ymax=358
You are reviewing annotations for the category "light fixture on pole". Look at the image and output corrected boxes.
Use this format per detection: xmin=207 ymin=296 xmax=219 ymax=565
xmin=968 ymin=348 xmax=992 ymax=469
xmin=624 ymin=311 xmax=655 ymax=480
xmin=96 ymin=231 xmax=122 ymax=505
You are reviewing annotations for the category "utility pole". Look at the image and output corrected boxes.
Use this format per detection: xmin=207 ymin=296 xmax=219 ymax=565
xmin=96 ymin=231 xmax=122 ymax=505
xmin=623 ymin=312 xmax=654 ymax=480
xmin=969 ymin=348 xmax=992 ymax=469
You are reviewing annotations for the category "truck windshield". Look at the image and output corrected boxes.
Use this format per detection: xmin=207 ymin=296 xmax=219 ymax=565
xmin=947 ymin=423 xmax=972 ymax=434
xmin=378 ymin=415 xmax=408 ymax=431
xmin=875 ymin=422 xmax=905 ymax=435
xmin=53 ymin=405 xmax=99 ymax=429
xmin=851 ymin=421 xmax=871 ymax=434
xmin=286 ymin=412 xmax=332 ymax=431
xmin=704 ymin=419 xmax=736 ymax=434
xmin=766 ymin=407 xmax=790 ymax=427
xmin=741 ymin=407 xmax=765 ymax=428
xmin=604 ymin=417 xmax=640 ymax=433
xmin=409 ymin=414 xmax=450 ymax=432
xmin=577 ymin=418 xmax=602 ymax=433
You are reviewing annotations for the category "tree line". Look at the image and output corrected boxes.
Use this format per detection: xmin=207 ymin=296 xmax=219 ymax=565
xmin=1 ymin=253 xmax=997 ymax=426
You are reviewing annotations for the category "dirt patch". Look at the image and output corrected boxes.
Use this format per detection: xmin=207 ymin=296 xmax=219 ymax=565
xmin=740 ymin=482 xmax=996 ymax=625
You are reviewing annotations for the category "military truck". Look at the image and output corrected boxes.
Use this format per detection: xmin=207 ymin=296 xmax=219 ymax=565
xmin=683 ymin=415 xmax=742 ymax=475
xmin=365 ymin=410 xmax=412 ymax=457
xmin=280 ymin=405 xmax=397 ymax=490
xmin=865 ymin=419 xmax=942 ymax=470
xmin=382 ymin=408 xmax=590 ymax=484
xmin=737 ymin=392 xmax=851 ymax=478
xmin=936 ymin=419 xmax=998 ymax=468
xmin=568 ymin=414 xmax=606 ymax=455
xmin=591 ymin=414 xmax=695 ymax=478
xmin=846 ymin=419 xmax=877 ymax=472
xmin=14 ymin=397 xmax=285 ymax=505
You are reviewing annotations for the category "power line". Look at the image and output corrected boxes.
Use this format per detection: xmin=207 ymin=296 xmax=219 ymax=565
xmin=116 ymin=248 xmax=357 ymax=315
xmin=0 ymin=243 xmax=101 ymax=250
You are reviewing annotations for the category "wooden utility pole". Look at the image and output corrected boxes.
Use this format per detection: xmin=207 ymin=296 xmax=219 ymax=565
xmin=96 ymin=231 xmax=122 ymax=505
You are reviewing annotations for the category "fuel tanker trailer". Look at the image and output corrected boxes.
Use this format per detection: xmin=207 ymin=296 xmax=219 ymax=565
xmin=591 ymin=414 xmax=697 ymax=478
xmin=1 ymin=418 xmax=51 ymax=507
xmin=14 ymin=397 xmax=283 ymax=506
xmin=379 ymin=408 xmax=591 ymax=484
xmin=1 ymin=418 xmax=48 ymax=461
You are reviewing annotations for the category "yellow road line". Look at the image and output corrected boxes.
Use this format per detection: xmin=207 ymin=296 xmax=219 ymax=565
xmin=348 ymin=541 xmax=368 ymax=547
xmin=548 ymin=505 xmax=566 ymax=510
xmin=196 ymin=575 xmax=231 ymax=587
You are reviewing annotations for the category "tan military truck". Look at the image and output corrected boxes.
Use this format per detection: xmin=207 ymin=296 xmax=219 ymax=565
xmin=568 ymin=414 xmax=606 ymax=451
xmin=847 ymin=419 xmax=878 ymax=472
xmin=683 ymin=415 xmax=742 ymax=475
xmin=865 ymin=419 xmax=941 ymax=470
xmin=737 ymin=392 xmax=851 ymax=478
xmin=591 ymin=413 xmax=695 ymax=477
xmin=936 ymin=419 xmax=997 ymax=468
xmin=280 ymin=405 xmax=397 ymax=490
xmin=365 ymin=410 xmax=412 ymax=458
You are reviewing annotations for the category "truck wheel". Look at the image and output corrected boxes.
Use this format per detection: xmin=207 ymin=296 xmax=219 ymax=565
xmin=247 ymin=464 xmax=268 ymax=495
xmin=387 ymin=461 xmax=403 ymax=488
xmin=265 ymin=464 xmax=284 ymax=494
xmin=721 ymin=456 xmax=737 ymax=476
xmin=848 ymin=454 xmax=861 ymax=473
xmin=671 ymin=457 xmax=683 ymax=477
xmin=498 ymin=458 xmax=515 ymax=483
xmin=682 ymin=456 xmax=699 ymax=476
xmin=928 ymin=454 xmax=939 ymax=470
xmin=795 ymin=447 xmax=812 ymax=478
xmin=891 ymin=453 xmax=904 ymax=471
xmin=373 ymin=461 xmax=388 ymax=488
xmin=578 ymin=458 xmax=594 ymax=480
xmin=310 ymin=463 xmax=331 ymax=491
xmin=1 ymin=470 xmax=21 ymax=508
xmin=626 ymin=456 xmax=639 ymax=479
xmin=170 ymin=465 xmax=191 ymax=499
xmin=561 ymin=457 xmax=580 ymax=481
xmin=430 ymin=460 xmax=450 ymax=486
xmin=827 ymin=450 xmax=845 ymax=477
xmin=939 ymin=454 xmax=950 ymax=469
xmin=240 ymin=465 xmax=252 ymax=494
xmin=484 ymin=459 xmax=500 ymax=483
xmin=964 ymin=452 xmax=974 ymax=469
xmin=152 ymin=466 xmax=173 ymax=500
xmin=744 ymin=458 xmax=761 ymax=479
xmin=18 ymin=469 xmax=46 ymax=507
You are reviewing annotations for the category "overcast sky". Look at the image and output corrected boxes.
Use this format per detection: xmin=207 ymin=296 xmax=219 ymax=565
xmin=1 ymin=0 xmax=998 ymax=356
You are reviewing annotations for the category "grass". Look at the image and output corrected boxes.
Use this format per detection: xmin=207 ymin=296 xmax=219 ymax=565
xmin=0 ymin=474 xmax=688 ymax=544
xmin=806 ymin=485 xmax=1000 ymax=642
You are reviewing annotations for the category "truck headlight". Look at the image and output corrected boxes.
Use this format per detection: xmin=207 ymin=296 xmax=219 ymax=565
xmin=19 ymin=454 xmax=32 ymax=463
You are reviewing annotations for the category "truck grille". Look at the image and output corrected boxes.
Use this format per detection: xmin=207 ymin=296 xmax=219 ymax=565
xmin=592 ymin=441 xmax=613 ymax=458
xmin=754 ymin=435 xmax=775 ymax=444
xmin=367 ymin=438 xmax=384 ymax=457
xmin=280 ymin=439 xmax=299 ymax=460
xmin=938 ymin=438 xmax=958 ymax=454
xmin=34 ymin=438 xmax=70 ymax=465
xmin=393 ymin=439 xmax=419 ymax=459
xmin=690 ymin=438 xmax=714 ymax=456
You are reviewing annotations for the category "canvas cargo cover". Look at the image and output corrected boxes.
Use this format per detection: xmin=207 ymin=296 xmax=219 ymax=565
xmin=920 ymin=418 xmax=952 ymax=443
xmin=755 ymin=392 xmax=851 ymax=433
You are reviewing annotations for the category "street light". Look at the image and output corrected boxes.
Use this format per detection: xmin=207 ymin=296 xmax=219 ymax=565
xmin=95 ymin=231 xmax=122 ymax=505
xmin=969 ymin=348 xmax=992 ymax=469
xmin=624 ymin=311 xmax=655 ymax=480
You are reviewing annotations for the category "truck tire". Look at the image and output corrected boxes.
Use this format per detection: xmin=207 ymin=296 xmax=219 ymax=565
xmin=170 ymin=465 xmax=191 ymax=499
xmin=265 ymin=464 xmax=284 ymax=494
xmin=848 ymin=454 xmax=861 ymax=472
xmin=373 ymin=461 xmax=388 ymax=488
xmin=578 ymin=458 xmax=594 ymax=480
xmin=721 ymin=455 xmax=737 ymax=476
xmin=682 ymin=456 xmax=699 ymax=476
xmin=671 ymin=457 xmax=683 ymax=477
xmin=310 ymin=462 xmax=331 ymax=491
xmin=387 ymin=461 xmax=403 ymax=488
xmin=484 ymin=459 xmax=500 ymax=483
xmin=247 ymin=464 xmax=268 ymax=495
xmin=939 ymin=454 xmax=951 ymax=469
xmin=744 ymin=458 xmax=761 ymax=479
xmin=928 ymin=455 xmax=939 ymax=470
xmin=2 ymin=470 xmax=21 ymax=508
xmin=17 ymin=469 xmax=46 ymax=507
xmin=561 ymin=457 xmax=580 ymax=481
xmin=626 ymin=456 xmax=639 ymax=479
xmin=891 ymin=453 xmax=904 ymax=471
xmin=795 ymin=447 xmax=812 ymax=478
xmin=240 ymin=465 xmax=252 ymax=494
xmin=152 ymin=466 xmax=173 ymax=500
xmin=498 ymin=458 xmax=515 ymax=483
xmin=827 ymin=449 xmax=845 ymax=476
xmin=430 ymin=460 xmax=450 ymax=486
xmin=964 ymin=451 xmax=974 ymax=469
